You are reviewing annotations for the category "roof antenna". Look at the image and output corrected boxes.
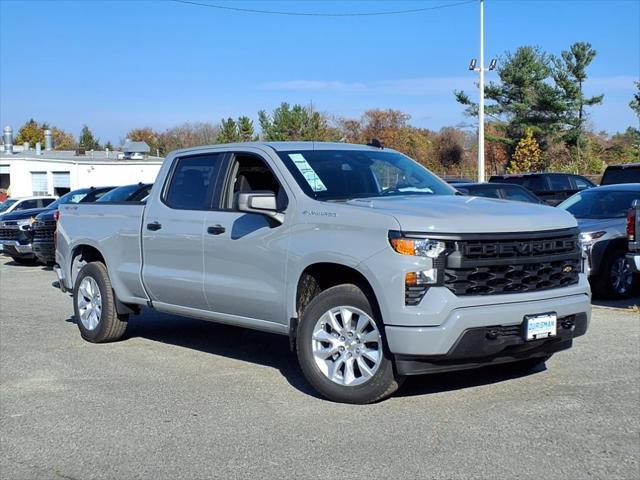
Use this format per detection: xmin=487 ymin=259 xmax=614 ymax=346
xmin=366 ymin=138 xmax=383 ymax=149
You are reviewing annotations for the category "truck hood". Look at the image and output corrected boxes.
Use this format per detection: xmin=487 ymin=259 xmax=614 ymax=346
xmin=0 ymin=207 xmax=53 ymax=222
xmin=345 ymin=195 xmax=577 ymax=233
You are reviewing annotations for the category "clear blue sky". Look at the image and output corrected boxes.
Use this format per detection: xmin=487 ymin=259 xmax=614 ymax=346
xmin=1 ymin=0 xmax=638 ymax=144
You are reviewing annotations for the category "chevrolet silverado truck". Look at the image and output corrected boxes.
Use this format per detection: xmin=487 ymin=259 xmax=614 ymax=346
xmin=55 ymin=142 xmax=591 ymax=404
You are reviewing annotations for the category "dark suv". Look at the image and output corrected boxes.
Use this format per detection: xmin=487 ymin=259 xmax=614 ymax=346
xmin=489 ymin=173 xmax=595 ymax=206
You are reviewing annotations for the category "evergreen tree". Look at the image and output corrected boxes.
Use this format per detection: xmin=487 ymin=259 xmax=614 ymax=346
xmin=630 ymin=81 xmax=640 ymax=121
xmin=258 ymin=103 xmax=339 ymax=141
xmin=455 ymin=46 xmax=565 ymax=151
xmin=78 ymin=125 xmax=100 ymax=150
xmin=237 ymin=116 xmax=255 ymax=141
xmin=552 ymin=42 xmax=603 ymax=151
xmin=217 ymin=118 xmax=239 ymax=143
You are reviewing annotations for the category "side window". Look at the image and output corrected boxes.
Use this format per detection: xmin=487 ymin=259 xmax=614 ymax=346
xmin=164 ymin=154 xmax=224 ymax=210
xmin=548 ymin=175 xmax=572 ymax=191
xmin=521 ymin=177 xmax=545 ymax=191
xmin=573 ymin=176 xmax=592 ymax=190
xmin=17 ymin=200 xmax=38 ymax=210
xmin=502 ymin=188 xmax=534 ymax=203
xmin=41 ymin=198 xmax=55 ymax=207
xmin=225 ymin=154 xmax=286 ymax=210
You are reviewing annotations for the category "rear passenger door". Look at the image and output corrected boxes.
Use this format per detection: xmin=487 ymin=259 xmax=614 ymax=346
xmin=142 ymin=153 xmax=226 ymax=311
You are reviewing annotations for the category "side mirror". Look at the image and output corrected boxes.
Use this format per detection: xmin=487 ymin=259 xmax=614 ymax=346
xmin=236 ymin=191 xmax=284 ymax=224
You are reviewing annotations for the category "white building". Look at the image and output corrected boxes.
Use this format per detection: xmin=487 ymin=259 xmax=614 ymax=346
xmin=1 ymin=127 xmax=163 ymax=197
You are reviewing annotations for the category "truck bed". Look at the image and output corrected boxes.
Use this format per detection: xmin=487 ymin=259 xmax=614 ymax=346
xmin=58 ymin=203 xmax=148 ymax=304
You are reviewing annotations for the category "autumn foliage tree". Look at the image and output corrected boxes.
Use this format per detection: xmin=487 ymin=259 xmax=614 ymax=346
xmin=508 ymin=128 xmax=543 ymax=173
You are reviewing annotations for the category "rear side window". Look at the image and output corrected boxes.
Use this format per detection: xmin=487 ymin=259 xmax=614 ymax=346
xmin=41 ymin=198 xmax=55 ymax=207
xmin=573 ymin=176 xmax=593 ymax=190
xmin=548 ymin=175 xmax=572 ymax=191
xmin=164 ymin=154 xmax=225 ymax=210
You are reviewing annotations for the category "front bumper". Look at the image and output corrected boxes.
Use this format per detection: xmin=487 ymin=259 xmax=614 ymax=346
xmin=627 ymin=253 xmax=640 ymax=273
xmin=33 ymin=240 xmax=55 ymax=263
xmin=385 ymin=291 xmax=590 ymax=363
xmin=394 ymin=313 xmax=587 ymax=375
xmin=0 ymin=240 xmax=35 ymax=257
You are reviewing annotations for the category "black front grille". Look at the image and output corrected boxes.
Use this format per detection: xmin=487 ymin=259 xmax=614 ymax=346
xmin=445 ymin=258 xmax=581 ymax=295
xmin=33 ymin=221 xmax=56 ymax=241
xmin=0 ymin=228 xmax=19 ymax=240
xmin=442 ymin=228 xmax=581 ymax=296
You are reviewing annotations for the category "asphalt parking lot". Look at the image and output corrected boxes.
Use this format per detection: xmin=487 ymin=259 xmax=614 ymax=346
xmin=1 ymin=258 xmax=639 ymax=480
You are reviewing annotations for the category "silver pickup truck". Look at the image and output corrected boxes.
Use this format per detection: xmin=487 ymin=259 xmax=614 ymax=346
xmin=55 ymin=142 xmax=591 ymax=403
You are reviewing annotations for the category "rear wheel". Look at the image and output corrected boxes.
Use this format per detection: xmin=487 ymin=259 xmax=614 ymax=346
xmin=73 ymin=261 xmax=128 ymax=343
xmin=296 ymin=284 xmax=402 ymax=404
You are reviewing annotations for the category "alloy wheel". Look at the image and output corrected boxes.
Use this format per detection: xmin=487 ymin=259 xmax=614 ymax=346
xmin=311 ymin=306 xmax=382 ymax=386
xmin=77 ymin=276 xmax=103 ymax=330
xmin=611 ymin=257 xmax=633 ymax=295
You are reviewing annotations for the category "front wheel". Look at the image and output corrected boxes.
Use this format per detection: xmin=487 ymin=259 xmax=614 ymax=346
xmin=594 ymin=251 xmax=635 ymax=299
xmin=296 ymin=284 xmax=402 ymax=404
xmin=73 ymin=261 xmax=128 ymax=343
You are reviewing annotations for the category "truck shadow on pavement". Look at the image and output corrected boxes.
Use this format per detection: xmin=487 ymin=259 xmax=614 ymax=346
xmin=66 ymin=307 xmax=546 ymax=400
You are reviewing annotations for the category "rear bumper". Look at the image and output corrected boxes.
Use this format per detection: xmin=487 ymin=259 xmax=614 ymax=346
xmin=0 ymin=240 xmax=34 ymax=257
xmin=627 ymin=252 xmax=640 ymax=273
xmin=394 ymin=313 xmax=587 ymax=375
xmin=385 ymin=292 xmax=591 ymax=359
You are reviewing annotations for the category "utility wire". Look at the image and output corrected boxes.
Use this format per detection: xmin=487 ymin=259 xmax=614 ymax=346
xmin=169 ymin=0 xmax=476 ymax=17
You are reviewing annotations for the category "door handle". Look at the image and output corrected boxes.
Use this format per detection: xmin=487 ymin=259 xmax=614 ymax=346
xmin=207 ymin=225 xmax=226 ymax=235
xmin=147 ymin=222 xmax=162 ymax=231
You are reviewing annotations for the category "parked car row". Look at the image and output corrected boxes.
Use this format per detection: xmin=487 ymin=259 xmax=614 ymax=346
xmin=0 ymin=183 xmax=152 ymax=265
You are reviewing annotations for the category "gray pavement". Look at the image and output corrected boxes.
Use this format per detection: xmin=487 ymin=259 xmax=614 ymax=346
xmin=1 ymin=258 xmax=639 ymax=480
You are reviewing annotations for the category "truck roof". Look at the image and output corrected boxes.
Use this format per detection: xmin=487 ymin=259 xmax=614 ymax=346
xmin=169 ymin=141 xmax=392 ymax=157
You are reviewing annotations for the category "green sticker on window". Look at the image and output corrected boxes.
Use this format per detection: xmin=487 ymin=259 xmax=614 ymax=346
xmin=288 ymin=153 xmax=327 ymax=192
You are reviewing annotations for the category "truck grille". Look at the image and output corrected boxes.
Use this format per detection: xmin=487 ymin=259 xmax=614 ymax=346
xmin=444 ymin=258 xmax=581 ymax=296
xmin=442 ymin=228 xmax=581 ymax=297
xmin=0 ymin=227 xmax=20 ymax=241
xmin=33 ymin=220 xmax=56 ymax=241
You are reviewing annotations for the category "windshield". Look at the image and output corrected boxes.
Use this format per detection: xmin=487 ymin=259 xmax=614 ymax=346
xmin=559 ymin=190 xmax=640 ymax=219
xmin=277 ymin=150 xmax=454 ymax=201
xmin=97 ymin=184 xmax=142 ymax=203
xmin=47 ymin=189 xmax=92 ymax=209
xmin=0 ymin=199 xmax=18 ymax=212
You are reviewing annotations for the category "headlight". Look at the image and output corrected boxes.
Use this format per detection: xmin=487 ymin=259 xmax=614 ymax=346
xmin=389 ymin=232 xmax=447 ymax=258
xmin=579 ymin=230 xmax=606 ymax=247
xmin=17 ymin=217 xmax=36 ymax=230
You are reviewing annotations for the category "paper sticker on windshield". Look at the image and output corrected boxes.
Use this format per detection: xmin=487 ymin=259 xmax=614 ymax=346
xmin=288 ymin=153 xmax=327 ymax=192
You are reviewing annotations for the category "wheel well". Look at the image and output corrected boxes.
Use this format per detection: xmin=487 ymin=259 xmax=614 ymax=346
xmin=296 ymin=263 xmax=379 ymax=318
xmin=72 ymin=244 xmax=105 ymax=265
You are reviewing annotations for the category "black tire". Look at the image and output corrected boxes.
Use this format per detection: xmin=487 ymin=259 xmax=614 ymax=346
xmin=593 ymin=250 xmax=635 ymax=299
xmin=73 ymin=261 xmax=128 ymax=343
xmin=501 ymin=354 xmax=552 ymax=374
xmin=11 ymin=256 xmax=39 ymax=266
xmin=296 ymin=284 xmax=402 ymax=404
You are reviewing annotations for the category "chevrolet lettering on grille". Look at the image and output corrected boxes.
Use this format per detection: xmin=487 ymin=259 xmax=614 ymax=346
xmin=463 ymin=239 xmax=577 ymax=257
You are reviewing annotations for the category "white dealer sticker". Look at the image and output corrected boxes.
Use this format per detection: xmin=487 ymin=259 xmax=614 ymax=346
xmin=288 ymin=153 xmax=327 ymax=192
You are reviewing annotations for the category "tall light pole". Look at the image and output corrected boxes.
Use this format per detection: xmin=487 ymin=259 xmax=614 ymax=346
xmin=468 ymin=0 xmax=496 ymax=182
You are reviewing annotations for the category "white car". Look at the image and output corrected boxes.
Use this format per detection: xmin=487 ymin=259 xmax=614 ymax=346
xmin=0 ymin=196 xmax=57 ymax=216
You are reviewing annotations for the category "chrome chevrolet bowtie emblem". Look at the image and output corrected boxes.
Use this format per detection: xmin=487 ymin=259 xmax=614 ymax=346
xmin=563 ymin=265 xmax=574 ymax=273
